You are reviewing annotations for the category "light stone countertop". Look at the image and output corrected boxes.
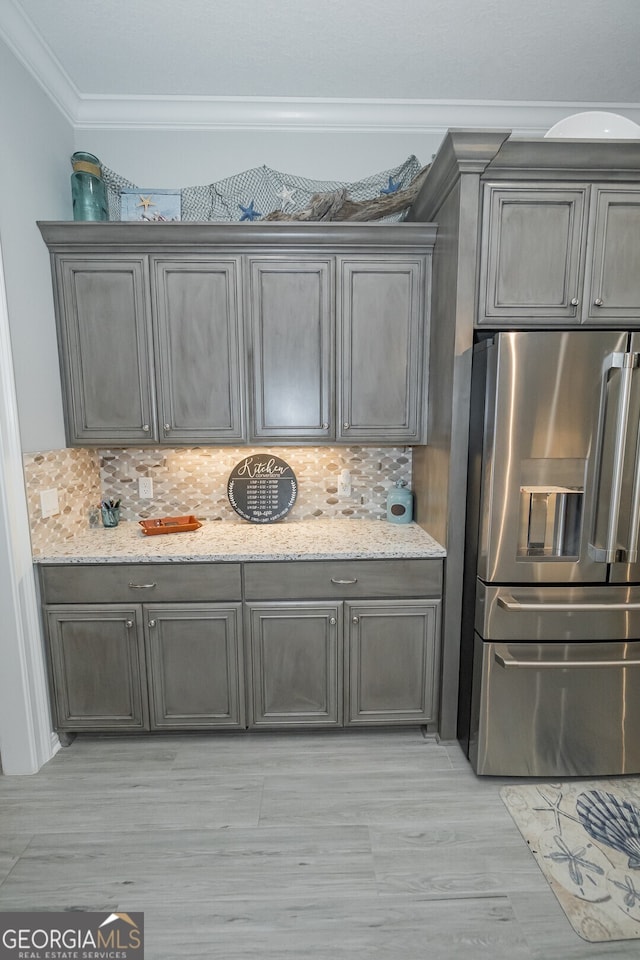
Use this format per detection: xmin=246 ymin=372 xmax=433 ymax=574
xmin=33 ymin=519 xmax=446 ymax=564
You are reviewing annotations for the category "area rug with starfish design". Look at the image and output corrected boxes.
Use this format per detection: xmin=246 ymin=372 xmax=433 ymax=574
xmin=501 ymin=779 xmax=640 ymax=942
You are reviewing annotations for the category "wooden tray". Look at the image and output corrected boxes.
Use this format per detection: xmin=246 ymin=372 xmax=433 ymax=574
xmin=139 ymin=515 xmax=202 ymax=536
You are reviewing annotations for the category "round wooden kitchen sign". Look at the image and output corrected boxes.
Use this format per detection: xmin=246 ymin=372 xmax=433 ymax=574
xmin=227 ymin=454 xmax=297 ymax=523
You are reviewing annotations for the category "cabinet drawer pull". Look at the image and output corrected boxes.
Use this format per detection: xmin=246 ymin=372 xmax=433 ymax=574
xmin=125 ymin=620 xmax=134 ymax=628
xmin=128 ymin=582 xmax=157 ymax=589
xmin=330 ymin=577 xmax=358 ymax=585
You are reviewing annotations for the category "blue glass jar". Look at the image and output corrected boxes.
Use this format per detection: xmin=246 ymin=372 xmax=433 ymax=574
xmin=70 ymin=151 xmax=108 ymax=221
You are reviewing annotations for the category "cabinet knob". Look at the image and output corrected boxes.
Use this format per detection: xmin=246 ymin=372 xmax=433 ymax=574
xmin=329 ymin=617 xmax=337 ymax=626
xmin=142 ymin=424 xmax=150 ymax=432
xmin=343 ymin=422 xmax=350 ymax=429
xmin=164 ymin=423 xmax=171 ymax=431
xmin=570 ymin=297 xmax=579 ymax=306
xmin=322 ymin=422 xmax=329 ymax=430
xmin=352 ymin=616 xmax=360 ymax=624
xmin=148 ymin=619 xmax=156 ymax=628
xmin=594 ymin=298 xmax=604 ymax=307
xmin=125 ymin=620 xmax=134 ymax=628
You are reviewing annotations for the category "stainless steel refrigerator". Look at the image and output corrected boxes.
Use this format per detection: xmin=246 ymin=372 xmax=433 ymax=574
xmin=460 ymin=330 xmax=640 ymax=776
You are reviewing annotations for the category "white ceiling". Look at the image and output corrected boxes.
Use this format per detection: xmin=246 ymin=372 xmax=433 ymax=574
xmin=2 ymin=0 xmax=640 ymax=130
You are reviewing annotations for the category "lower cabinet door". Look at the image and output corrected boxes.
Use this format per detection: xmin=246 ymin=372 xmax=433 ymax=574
xmin=345 ymin=600 xmax=441 ymax=725
xmin=246 ymin=602 xmax=342 ymax=727
xmin=145 ymin=603 xmax=245 ymax=729
xmin=46 ymin=604 xmax=148 ymax=731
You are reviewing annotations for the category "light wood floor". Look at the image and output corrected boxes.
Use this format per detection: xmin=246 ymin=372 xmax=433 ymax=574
xmin=1 ymin=728 xmax=637 ymax=959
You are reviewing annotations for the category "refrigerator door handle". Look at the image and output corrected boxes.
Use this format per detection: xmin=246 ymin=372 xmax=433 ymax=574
xmin=497 ymin=594 xmax=640 ymax=612
xmin=590 ymin=351 xmax=637 ymax=563
xmin=494 ymin=643 xmax=640 ymax=669
xmin=625 ymin=409 xmax=640 ymax=563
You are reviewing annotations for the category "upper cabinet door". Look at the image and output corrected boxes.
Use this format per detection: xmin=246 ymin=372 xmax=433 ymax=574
xmin=583 ymin=187 xmax=640 ymax=323
xmin=337 ymin=257 xmax=426 ymax=443
xmin=247 ymin=259 xmax=334 ymax=441
xmin=152 ymin=259 xmax=246 ymax=443
xmin=478 ymin=184 xmax=588 ymax=325
xmin=55 ymin=257 xmax=157 ymax=444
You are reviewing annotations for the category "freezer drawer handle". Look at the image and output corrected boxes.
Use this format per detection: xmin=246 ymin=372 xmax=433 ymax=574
xmin=494 ymin=643 xmax=640 ymax=669
xmin=496 ymin=594 xmax=640 ymax=613
xmin=330 ymin=577 xmax=358 ymax=585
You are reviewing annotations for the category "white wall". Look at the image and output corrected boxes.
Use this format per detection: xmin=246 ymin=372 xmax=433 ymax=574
xmin=82 ymin=128 xmax=442 ymax=189
xmin=0 ymin=38 xmax=73 ymax=773
xmin=0 ymin=36 xmax=72 ymax=454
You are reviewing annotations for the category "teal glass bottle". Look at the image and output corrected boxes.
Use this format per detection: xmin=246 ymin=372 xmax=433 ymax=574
xmin=386 ymin=479 xmax=413 ymax=524
xmin=70 ymin=151 xmax=108 ymax=221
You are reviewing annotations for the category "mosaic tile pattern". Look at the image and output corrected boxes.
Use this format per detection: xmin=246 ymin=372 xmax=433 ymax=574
xmin=24 ymin=446 xmax=413 ymax=550
xmin=22 ymin=448 xmax=102 ymax=554
xmin=100 ymin=446 xmax=412 ymax=521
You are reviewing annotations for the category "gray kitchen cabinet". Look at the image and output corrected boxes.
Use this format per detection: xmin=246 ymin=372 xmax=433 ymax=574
xmin=478 ymin=182 xmax=640 ymax=327
xmin=583 ymin=187 xmax=640 ymax=323
xmin=39 ymin=563 xmax=244 ymax=733
xmin=46 ymin=604 xmax=148 ymax=732
xmin=243 ymin=558 xmax=441 ymax=601
xmin=247 ymin=258 xmax=334 ymax=441
xmin=345 ymin=599 xmax=440 ymax=725
xmin=246 ymin=602 xmax=342 ymax=727
xmin=247 ymin=254 xmax=427 ymax=443
xmin=338 ymin=257 xmax=426 ymax=442
xmin=145 ymin=603 xmax=244 ymax=728
xmin=39 ymin=222 xmax=436 ymax=446
xmin=478 ymin=184 xmax=589 ymax=325
xmin=151 ymin=258 xmax=246 ymax=442
xmin=52 ymin=256 xmax=157 ymax=444
xmin=39 ymin=556 xmax=442 ymax=736
xmin=244 ymin=558 xmax=443 ymax=730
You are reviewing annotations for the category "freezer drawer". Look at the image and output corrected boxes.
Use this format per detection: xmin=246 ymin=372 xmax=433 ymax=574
xmin=476 ymin=582 xmax=640 ymax=642
xmin=470 ymin=636 xmax=640 ymax=776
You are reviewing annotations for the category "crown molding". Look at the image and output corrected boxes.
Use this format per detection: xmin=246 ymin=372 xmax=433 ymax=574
xmin=37 ymin=220 xmax=438 ymax=253
xmin=2 ymin=3 xmax=640 ymax=134
xmin=73 ymin=96 xmax=640 ymax=134
xmin=407 ymin=130 xmax=512 ymax=221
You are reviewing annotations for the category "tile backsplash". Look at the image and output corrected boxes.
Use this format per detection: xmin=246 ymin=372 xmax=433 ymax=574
xmin=24 ymin=445 xmax=412 ymax=552
xmin=23 ymin=448 xmax=102 ymax=554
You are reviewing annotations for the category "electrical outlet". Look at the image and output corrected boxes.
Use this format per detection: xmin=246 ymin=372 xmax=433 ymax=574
xmin=138 ymin=477 xmax=154 ymax=499
xmin=40 ymin=488 xmax=60 ymax=518
xmin=337 ymin=469 xmax=352 ymax=498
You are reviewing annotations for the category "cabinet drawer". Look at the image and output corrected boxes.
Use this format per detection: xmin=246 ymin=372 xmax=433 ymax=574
xmin=39 ymin=563 xmax=242 ymax=604
xmin=243 ymin=559 xmax=442 ymax=600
